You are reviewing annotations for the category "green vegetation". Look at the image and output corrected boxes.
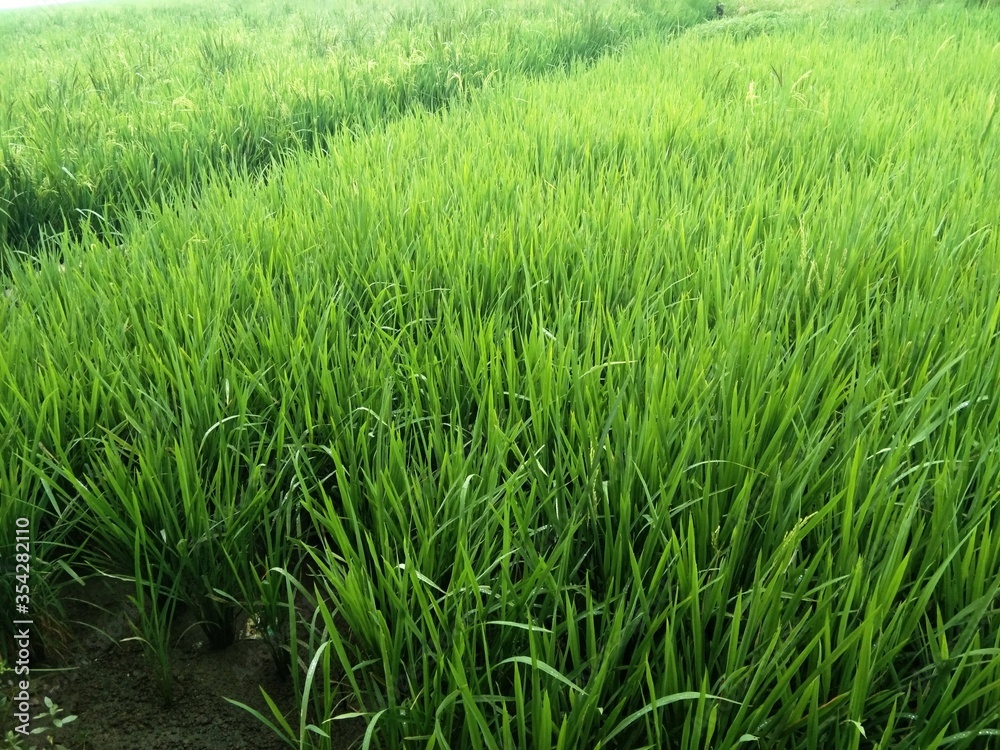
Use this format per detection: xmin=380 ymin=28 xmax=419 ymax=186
xmin=0 ymin=0 xmax=703 ymax=258
xmin=3 ymin=0 xmax=1000 ymax=748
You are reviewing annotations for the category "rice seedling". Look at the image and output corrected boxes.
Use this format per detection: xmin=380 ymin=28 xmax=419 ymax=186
xmin=123 ymin=536 xmax=182 ymax=707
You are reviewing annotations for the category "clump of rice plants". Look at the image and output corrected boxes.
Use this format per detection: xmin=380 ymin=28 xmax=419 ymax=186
xmin=197 ymin=30 xmax=256 ymax=76
xmin=0 ymin=0 xmax=703 ymax=260
xmin=2 ymin=1 xmax=1000 ymax=749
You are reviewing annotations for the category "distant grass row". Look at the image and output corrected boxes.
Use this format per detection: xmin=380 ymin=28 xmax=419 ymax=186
xmin=0 ymin=0 xmax=705 ymax=259
xmin=3 ymin=2 xmax=1000 ymax=749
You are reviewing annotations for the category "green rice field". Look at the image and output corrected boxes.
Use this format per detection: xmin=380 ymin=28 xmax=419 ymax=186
xmin=2 ymin=0 xmax=1000 ymax=748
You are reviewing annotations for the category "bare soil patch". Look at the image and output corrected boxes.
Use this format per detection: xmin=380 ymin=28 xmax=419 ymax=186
xmin=15 ymin=577 xmax=312 ymax=750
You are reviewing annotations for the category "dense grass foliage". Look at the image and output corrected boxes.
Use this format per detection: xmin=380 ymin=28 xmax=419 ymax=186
xmin=0 ymin=0 xmax=703 ymax=258
xmin=3 ymin=1 xmax=1000 ymax=749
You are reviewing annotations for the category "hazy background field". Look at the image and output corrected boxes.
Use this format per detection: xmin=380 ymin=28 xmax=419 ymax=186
xmin=0 ymin=0 xmax=85 ymax=9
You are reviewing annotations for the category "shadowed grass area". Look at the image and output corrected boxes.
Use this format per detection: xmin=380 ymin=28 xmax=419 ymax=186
xmin=2 ymin=2 xmax=1000 ymax=749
